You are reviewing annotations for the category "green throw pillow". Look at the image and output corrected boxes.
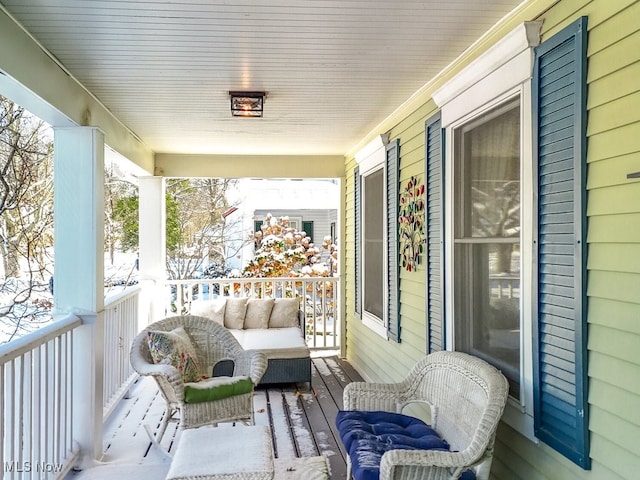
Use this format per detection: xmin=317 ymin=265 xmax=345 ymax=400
xmin=184 ymin=376 xmax=253 ymax=404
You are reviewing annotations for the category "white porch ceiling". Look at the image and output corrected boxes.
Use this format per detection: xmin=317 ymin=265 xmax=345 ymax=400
xmin=0 ymin=0 xmax=524 ymax=157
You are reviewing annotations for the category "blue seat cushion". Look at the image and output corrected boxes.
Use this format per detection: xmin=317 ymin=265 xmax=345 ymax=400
xmin=335 ymin=410 xmax=475 ymax=480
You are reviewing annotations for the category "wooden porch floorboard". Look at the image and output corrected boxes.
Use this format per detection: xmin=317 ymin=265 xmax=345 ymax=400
xmin=67 ymin=353 xmax=361 ymax=480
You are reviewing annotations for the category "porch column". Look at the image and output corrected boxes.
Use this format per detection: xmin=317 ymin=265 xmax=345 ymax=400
xmin=53 ymin=127 xmax=105 ymax=464
xmin=138 ymin=176 xmax=166 ymax=324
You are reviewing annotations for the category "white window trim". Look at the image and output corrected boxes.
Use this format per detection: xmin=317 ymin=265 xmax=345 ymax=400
xmin=356 ymin=134 xmax=389 ymax=339
xmin=436 ymin=22 xmax=541 ymax=442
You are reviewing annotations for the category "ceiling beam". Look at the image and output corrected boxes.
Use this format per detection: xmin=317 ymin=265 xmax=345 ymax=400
xmin=155 ymin=154 xmax=345 ymax=179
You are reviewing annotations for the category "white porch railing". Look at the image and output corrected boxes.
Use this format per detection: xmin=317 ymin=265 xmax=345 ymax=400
xmin=0 ymin=315 xmax=81 ymax=479
xmin=103 ymin=285 xmax=142 ymax=419
xmin=0 ymin=285 xmax=146 ymax=479
xmin=164 ymin=276 xmax=340 ymax=349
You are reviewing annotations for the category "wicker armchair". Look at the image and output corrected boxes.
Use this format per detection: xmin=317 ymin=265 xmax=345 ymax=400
xmin=130 ymin=315 xmax=268 ymax=440
xmin=339 ymin=351 xmax=509 ymax=480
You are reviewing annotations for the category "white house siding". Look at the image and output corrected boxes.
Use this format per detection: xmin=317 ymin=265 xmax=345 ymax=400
xmin=344 ymin=0 xmax=640 ymax=479
xmin=253 ymin=209 xmax=336 ymax=244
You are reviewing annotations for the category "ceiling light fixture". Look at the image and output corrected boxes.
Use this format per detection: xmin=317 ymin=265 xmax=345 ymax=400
xmin=229 ymin=91 xmax=265 ymax=117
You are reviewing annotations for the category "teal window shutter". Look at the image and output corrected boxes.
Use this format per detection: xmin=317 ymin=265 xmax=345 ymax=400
xmin=425 ymin=113 xmax=444 ymax=353
xmin=354 ymin=166 xmax=361 ymax=315
xmin=532 ymin=17 xmax=589 ymax=469
xmin=386 ymin=139 xmax=400 ymax=342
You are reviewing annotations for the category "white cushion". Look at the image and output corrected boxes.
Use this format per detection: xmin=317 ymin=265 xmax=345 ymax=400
xmin=244 ymin=298 xmax=275 ymax=329
xmin=166 ymin=425 xmax=273 ymax=480
xmin=190 ymin=299 xmax=226 ymax=325
xmin=269 ymin=298 xmax=301 ymax=328
xmin=224 ymin=298 xmax=248 ymax=329
xmin=240 ymin=328 xmax=308 ymax=359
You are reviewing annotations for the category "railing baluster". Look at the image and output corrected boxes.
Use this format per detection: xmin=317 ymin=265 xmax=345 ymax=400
xmin=54 ymin=335 xmax=61 ymax=469
xmin=31 ymin=347 xmax=39 ymax=480
xmin=102 ymin=286 xmax=142 ymax=420
xmin=7 ymin=359 xmax=16 ymax=479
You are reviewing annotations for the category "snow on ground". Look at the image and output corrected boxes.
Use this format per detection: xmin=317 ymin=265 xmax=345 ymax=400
xmin=66 ymin=375 xmax=327 ymax=480
xmin=324 ymin=357 xmax=348 ymax=384
xmin=284 ymin=392 xmax=317 ymax=457
xmin=68 ymin=464 xmax=170 ymax=480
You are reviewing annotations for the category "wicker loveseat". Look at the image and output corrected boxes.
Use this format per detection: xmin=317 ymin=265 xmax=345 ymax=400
xmin=189 ymin=297 xmax=312 ymax=386
xmin=130 ymin=315 xmax=268 ymax=439
xmin=336 ymin=351 xmax=509 ymax=480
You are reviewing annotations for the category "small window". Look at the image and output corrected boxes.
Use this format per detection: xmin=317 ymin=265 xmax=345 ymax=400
xmin=362 ymin=167 xmax=385 ymax=322
xmin=355 ymin=135 xmax=391 ymax=338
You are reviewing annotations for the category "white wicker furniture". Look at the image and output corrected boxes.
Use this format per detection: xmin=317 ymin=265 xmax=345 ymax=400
xmin=165 ymin=425 xmax=331 ymax=480
xmin=339 ymin=351 xmax=509 ymax=480
xmin=130 ymin=315 xmax=268 ymax=439
xmin=190 ymin=298 xmax=312 ymax=386
xmin=166 ymin=425 xmax=274 ymax=480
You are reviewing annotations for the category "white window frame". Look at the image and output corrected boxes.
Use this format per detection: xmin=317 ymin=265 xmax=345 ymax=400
xmin=356 ymin=135 xmax=389 ymax=339
xmin=433 ymin=22 xmax=542 ymax=441
xmin=287 ymin=217 xmax=302 ymax=231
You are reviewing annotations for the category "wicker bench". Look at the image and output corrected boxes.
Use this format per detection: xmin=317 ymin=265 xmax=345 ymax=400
xmin=190 ymin=298 xmax=312 ymax=386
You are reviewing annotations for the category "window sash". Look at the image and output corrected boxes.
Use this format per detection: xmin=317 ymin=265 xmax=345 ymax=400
xmin=362 ymin=167 xmax=385 ymax=323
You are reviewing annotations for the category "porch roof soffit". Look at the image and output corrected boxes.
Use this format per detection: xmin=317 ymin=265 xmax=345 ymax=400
xmin=0 ymin=8 xmax=154 ymax=174
xmin=344 ymin=0 xmax=557 ymax=159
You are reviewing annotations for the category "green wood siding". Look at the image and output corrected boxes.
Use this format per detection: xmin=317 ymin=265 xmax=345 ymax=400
xmin=344 ymin=1 xmax=640 ymax=479
xmin=345 ymin=102 xmax=438 ymax=385
xmin=497 ymin=1 xmax=640 ymax=479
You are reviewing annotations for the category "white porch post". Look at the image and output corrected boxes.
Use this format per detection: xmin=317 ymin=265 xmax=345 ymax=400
xmin=53 ymin=127 xmax=105 ymax=464
xmin=138 ymin=176 xmax=166 ymax=324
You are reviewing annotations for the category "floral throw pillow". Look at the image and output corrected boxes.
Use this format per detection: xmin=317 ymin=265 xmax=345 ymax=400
xmin=147 ymin=326 xmax=201 ymax=383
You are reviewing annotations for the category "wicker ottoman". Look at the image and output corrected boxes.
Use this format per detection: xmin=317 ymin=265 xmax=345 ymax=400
xmin=166 ymin=425 xmax=274 ymax=480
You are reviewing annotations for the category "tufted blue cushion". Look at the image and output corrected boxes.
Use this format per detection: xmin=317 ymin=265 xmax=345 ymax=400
xmin=335 ymin=410 xmax=475 ymax=480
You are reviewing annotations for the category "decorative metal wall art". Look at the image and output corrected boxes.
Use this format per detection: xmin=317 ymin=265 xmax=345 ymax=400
xmin=398 ymin=176 xmax=425 ymax=272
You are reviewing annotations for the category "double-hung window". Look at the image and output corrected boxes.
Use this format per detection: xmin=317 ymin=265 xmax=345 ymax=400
xmin=362 ymin=167 xmax=385 ymax=327
xmin=453 ymin=97 xmax=522 ymax=398
xmin=433 ymin=22 xmax=539 ymax=431
xmin=354 ymin=135 xmax=400 ymax=341
xmin=431 ymin=19 xmax=589 ymax=468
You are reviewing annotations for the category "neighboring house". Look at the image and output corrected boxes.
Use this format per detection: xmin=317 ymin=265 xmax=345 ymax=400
xmin=231 ymin=179 xmax=339 ymax=270
xmin=253 ymin=209 xmax=337 ymax=263
xmin=346 ymin=2 xmax=639 ymax=480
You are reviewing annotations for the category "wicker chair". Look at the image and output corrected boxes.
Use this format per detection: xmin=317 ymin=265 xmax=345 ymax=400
xmin=130 ymin=315 xmax=268 ymax=440
xmin=339 ymin=351 xmax=509 ymax=480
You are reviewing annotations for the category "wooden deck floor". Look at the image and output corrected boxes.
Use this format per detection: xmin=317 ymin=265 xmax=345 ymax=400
xmin=67 ymin=354 xmax=362 ymax=480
